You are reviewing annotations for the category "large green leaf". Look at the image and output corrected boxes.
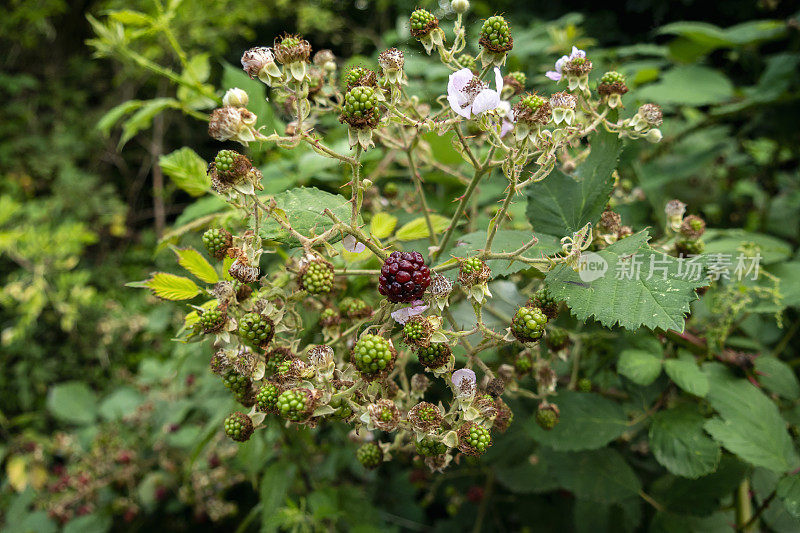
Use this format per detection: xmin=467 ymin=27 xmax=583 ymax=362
xmin=664 ymin=352 xmax=709 ymax=397
xmin=47 ymin=382 xmax=98 ymax=425
xmin=637 ymin=66 xmax=734 ymax=106
xmin=703 ymin=363 xmax=799 ymax=473
xmin=649 ymin=406 xmax=720 ymax=478
xmin=650 ymin=455 xmax=748 ymax=515
xmin=618 ymin=349 xmax=663 ymax=385
xmin=526 ymin=128 xmax=620 ymax=236
xmin=172 ymin=247 xmax=219 ymax=284
xmin=159 ymin=147 xmax=210 ymax=197
xmin=450 ymin=230 xmax=561 ymax=277
xmin=778 ymin=474 xmax=800 ymax=520
xmin=395 ymin=214 xmax=449 ymax=241
xmin=131 ymin=272 xmax=201 ymax=300
xmin=259 ymin=187 xmax=356 ymax=246
xmin=755 ymin=356 xmax=800 ymax=400
xmin=527 ymin=391 xmax=628 ymax=451
xmin=703 ymin=229 xmax=792 ymax=265
xmin=545 ymin=231 xmax=704 ymax=331
xmin=545 ymin=448 xmax=642 ymax=504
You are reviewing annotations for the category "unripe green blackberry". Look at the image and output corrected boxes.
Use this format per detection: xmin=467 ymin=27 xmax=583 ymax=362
xmin=680 ymin=215 xmax=706 ymax=240
xmin=511 ymin=306 xmax=547 ymax=343
xmin=238 ymin=313 xmax=274 ymax=347
xmin=273 ymin=33 xmax=311 ymax=64
xmin=479 ymin=15 xmax=513 ymax=53
xmin=675 ymin=238 xmax=705 ymax=256
xmin=416 ymin=438 xmax=447 ymax=457
xmin=351 ymin=334 xmax=395 ymax=378
xmin=600 ymin=71 xmax=625 ymax=85
xmin=577 ymin=378 xmax=592 ymax=392
xmin=320 ymin=308 xmax=340 ymax=327
xmin=535 ymin=403 xmax=560 ymax=430
xmin=338 ymin=297 xmax=372 ymax=319
xmin=329 ymin=397 xmax=353 ymax=420
xmin=343 ymin=66 xmax=377 ymax=89
xmin=202 ymin=228 xmax=232 ymax=260
xmin=276 ymin=388 xmax=314 ymax=421
xmin=213 ymin=149 xmax=240 ymax=174
xmin=457 ymin=257 xmax=490 ymax=286
xmin=512 ymin=93 xmax=551 ymax=125
xmin=417 ymin=343 xmax=451 ymax=369
xmin=514 ymin=352 xmax=533 ymax=374
xmin=402 ymin=317 xmax=429 ymax=346
xmin=224 ymin=412 xmax=254 ymax=442
xmin=458 ymin=422 xmax=492 ymax=455
xmin=223 ymin=370 xmax=253 ymax=405
xmin=531 ymin=287 xmax=559 ymax=319
xmin=409 ymin=8 xmax=438 ymax=37
xmin=199 ymin=305 xmax=227 ymax=334
xmin=458 ymin=53 xmax=477 ymax=71
xmin=545 ymin=327 xmax=570 ymax=352
xmin=356 ymin=442 xmax=383 ymax=469
xmin=299 ymin=260 xmax=334 ymax=295
xmin=256 ymin=382 xmax=281 ymax=413
xmin=231 ymin=279 xmax=252 ymax=301
xmin=503 ymin=71 xmax=526 ymax=95
xmin=340 ymin=86 xmax=381 ymax=129
xmin=508 ymin=71 xmax=526 ymax=86
xmin=408 ymin=401 xmax=442 ymax=431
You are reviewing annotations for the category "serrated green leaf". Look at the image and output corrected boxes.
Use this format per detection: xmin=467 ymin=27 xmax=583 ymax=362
xmin=778 ymin=474 xmax=800 ymax=520
xmin=143 ymin=273 xmax=200 ymax=300
xmin=545 ymin=231 xmax=704 ymax=331
xmin=369 ymin=212 xmax=397 ymax=239
xmin=649 ymin=406 xmax=720 ymax=478
xmin=159 ymin=147 xmax=210 ymax=197
xmin=96 ymin=100 xmax=143 ymax=136
xmin=755 ymin=356 xmax=800 ymax=400
xmin=172 ymin=247 xmax=218 ymax=284
xmin=703 ymin=229 xmax=791 ymax=264
xmin=526 ymin=128 xmax=619 ymax=236
xmin=527 ymin=391 xmax=628 ymax=451
xmin=258 ymin=187 xmax=356 ymax=246
xmin=545 ymin=448 xmax=642 ymax=504
xmin=395 ymin=214 xmax=450 ymax=241
xmin=664 ymin=352 xmax=709 ymax=397
xmin=618 ymin=349 xmax=663 ymax=385
xmin=119 ymin=97 xmax=179 ymax=148
xmin=451 ymin=230 xmax=562 ymax=277
xmin=703 ymin=363 xmax=799 ymax=473
xmin=47 ymin=382 xmax=98 ymax=425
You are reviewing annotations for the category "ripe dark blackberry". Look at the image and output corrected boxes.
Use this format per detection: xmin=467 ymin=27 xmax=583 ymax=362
xmin=530 ymin=287 xmax=559 ymax=319
xmin=199 ymin=305 xmax=227 ymax=334
xmin=416 ymin=343 xmax=451 ymax=369
xmin=299 ymin=259 xmax=334 ymax=295
xmin=256 ymin=382 xmax=281 ymax=413
xmin=238 ymin=313 xmax=274 ymax=348
xmin=416 ymin=438 xmax=447 ymax=457
xmin=511 ymin=306 xmax=547 ymax=343
xmin=224 ymin=412 xmax=254 ymax=442
xmin=276 ymin=388 xmax=315 ymax=421
xmin=356 ymin=442 xmax=383 ymax=469
xmin=351 ymin=334 xmax=396 ymax=378
xmin=536 ymin=403 xmax=560 ymax=430
xmin=479 ymin=15 xmax=513 ymax=53
xmin=409 ymin=8 xmax=438 ymax=37
xmin=202 ymin=228 xmax=232 ymax=260
xmin=222 ymin=370 xmax=254 ymax=406
xmin=458 ymin=422 xmax=492 ymax=456
xmin=338 ymin=297 xmax=372 ymax=319
xmin=340 ymin=86 xmax=381 ymax=129
xmin=378 ymin=251 xmax=431 ymax=303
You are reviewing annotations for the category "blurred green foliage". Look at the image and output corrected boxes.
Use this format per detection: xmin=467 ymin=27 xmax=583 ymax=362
xmin=2 ymin=0 xmax=800 ymax=531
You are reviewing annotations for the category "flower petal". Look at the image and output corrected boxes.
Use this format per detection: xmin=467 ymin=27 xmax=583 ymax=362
xmin=451 ymin=368 xmax=476 ymax=388
xmin=448 ymin=93 xmax=472 ymax=118
xmin=343 ymin=234 xmax=366 ymax=253
xmin=500 ymin=118 xmax=514 ymax=137
xmin=448 ymin=68 xmax=473 ymax=93
xmin=493 ymin=67 xmax=504 ymax=93
xmin=545 ymin=71 xmax=562 ymax=81
xmin=471 ymin=89 xmax=500 ymax=115
xmin=571 ymin=46 xmax=586 ymax=59
xmin=390 ymin=302 xmax=428 ymax=324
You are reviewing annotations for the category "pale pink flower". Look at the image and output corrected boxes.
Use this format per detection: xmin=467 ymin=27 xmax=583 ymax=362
xmin=546 ymin=46 xmax=586 ymax=82
xmin=343 ymin=235 xmax=366 ymax=253
xmin=391 ymin=301 xmax=428 ymax=324
xmin=447 ymin=67 xmax=504 ymax=119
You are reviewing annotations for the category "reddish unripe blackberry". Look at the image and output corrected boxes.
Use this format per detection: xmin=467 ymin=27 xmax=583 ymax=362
xmin=378 ymin=251 xmax=431 ymax=303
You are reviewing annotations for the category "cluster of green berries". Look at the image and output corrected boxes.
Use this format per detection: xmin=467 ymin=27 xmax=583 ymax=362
xmin=202 ymin=228 xmax=232 ymax=260
xmin=356 ymin=442 xmax=383 ymax=469
xmin=545 ymin=327 xmax=570 ymax=352
xmin=280 ymin=35 xmax=301 ymax=48
xmin=276 ymin=388 xmax=312 ymax=421
xmin=600 ymin=71 xmax=626 ymax=85
xmin=343 ymin=66 xmax=375 ymax=89
xmin=223 ymin=371 xmax=252 ymax=405
xmin=520 ymin=94 xmax=547 ymax=112
xmin=199 ymin=306 xmax=227 ymax=333
xmin=531 ymin=287 xmax=559 ymax=319
xmin=320 ymin=308 xmax=339 ymax=327
xmin=238 ymin=313 xmax=274 ymax=347
xmin=224 ymin=412 xmax=254 ymax=442
xmin=274 ymin=358 xmax=293 ymax=381
xmin=514 ymin=353 xmax=532 ymax=374
xmin=300 ymin=261 xmax=334 ymax=294
xmin=511 ymin=306 xmax=547 ymax=343
xmin=479 ymin=15 xmax=513 ymax=53
xmin=417 ymin=343 xmax=450 ymax=369
xmin=256 ymin=382 xmax=281 ymax=412
xmin=458 ymin=53 xmax=477 ymax=71
xmin=458 ymin=257 xmax=488 ymax=286
xmin=535 ymin=405 xmax=560 ymax=430
xmin=352 ymin=334 xmax=394 ymax=376
xmin=214 ymin=150 xmax=238 ymax=173
xmin=460 ymin=423 xmax=492 ymax=455
xmin=329 ymin=397 xmax=353 ymax=420
xmin=675 ymin=238 xmax=705 ymax=256
xmin=508 ymin=71 xmax=526 ymax=86
xmin=341 ymin=86 xmax=381 ymax=128
xmin=403 ymin=318 xmax=427 ymax=345
xmin=338 ymin=297 xmax=371 ymax=318
xmin=376 ymin=405 xmax=394 ymax=423
xmin=416 ymin=438 xmax=447 ymax=457
xmin=409 ymin=8 xmax=438 ymax=37
xmin=414 ymin=404 xmax=439 ymax=423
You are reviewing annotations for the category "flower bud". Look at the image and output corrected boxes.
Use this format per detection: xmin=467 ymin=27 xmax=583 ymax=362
xmin=451 ymin=0 xmax=470 ymax=14
xmin=645 ymin=128 xmax=663 ymax=143
xmin=208 ymin=107 xmax=258 ymax=145
xmin=241 ymin=46 xmax=283 ymax=86
xmin=222 ymin=87 xmax=249 ymax=107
